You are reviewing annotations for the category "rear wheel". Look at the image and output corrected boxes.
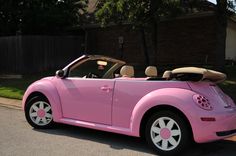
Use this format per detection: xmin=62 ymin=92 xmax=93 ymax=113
xmin=145 ymin=111 xmax=191 ymax=156
xmin=25 ymin=96 xmax=55 ymax=129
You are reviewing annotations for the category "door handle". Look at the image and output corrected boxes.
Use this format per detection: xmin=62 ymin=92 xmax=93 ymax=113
xmin=100 ymin=86 xmax=113 ymax=92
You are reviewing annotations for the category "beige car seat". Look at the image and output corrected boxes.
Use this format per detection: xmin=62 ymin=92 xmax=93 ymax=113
xmin=145 ymin=66 xmax=158 ymax=77
xmin=162 ymin=70 xmax=172 ymax=79
xmin=120 ymin=65 xmax=134 ymax=77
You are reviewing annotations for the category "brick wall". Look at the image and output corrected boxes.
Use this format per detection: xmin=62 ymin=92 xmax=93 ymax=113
xmin=86 ymin=13 xmax=220 ymax=68
xmin=86 ymin=25 xmax=146 ymax=65
xmin=157 ymin=14 xmax=218 ymax=66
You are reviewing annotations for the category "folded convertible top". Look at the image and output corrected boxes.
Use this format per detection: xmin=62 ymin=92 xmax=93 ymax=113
xmin=171 ymin=67 xmax=227 ymax=83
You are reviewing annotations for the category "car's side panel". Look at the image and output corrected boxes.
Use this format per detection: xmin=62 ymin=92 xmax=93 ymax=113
xmin=128 ymin=87 xmax=236 ymax=143
xmin=129 ymin=88 xmax=198 ymax=136
xmin=112 ymin=80 xmax=192 ymax=129
xmin=22 ymin=78 xmax=63 ymax=122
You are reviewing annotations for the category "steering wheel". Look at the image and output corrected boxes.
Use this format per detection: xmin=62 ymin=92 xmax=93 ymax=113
xmin=86 ymin=72 xmax=99 ymax=78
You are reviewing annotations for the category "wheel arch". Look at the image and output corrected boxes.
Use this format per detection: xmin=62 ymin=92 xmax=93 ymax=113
xmin=23 ymin=80 xmax=62 ymax=122
xmin=130 ymin=88 xmax=197 ymax=138
xmin=24 ymin=91 xmax=48 ymax=110
xmin=139 ymin=105 xmax=193 ymax=140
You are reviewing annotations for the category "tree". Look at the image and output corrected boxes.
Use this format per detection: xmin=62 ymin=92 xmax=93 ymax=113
xmin=0 ymin=0 xmax=88 ymax=35
xmin=95 ymin=0 xmax=207 ymax=65
xmin=95 ymin=0 xmax=236 ymax=67
xmin=0 ymin=0 xmax=20 ymax=35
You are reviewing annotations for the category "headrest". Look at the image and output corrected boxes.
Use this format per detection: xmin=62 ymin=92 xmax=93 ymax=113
xmin=120 ymin=65 xmax=134 ymax=77
xmin=162 ymin=70 xmax=172 ymax=79
xmin=145 ymin=66 xmax=157 ymax=77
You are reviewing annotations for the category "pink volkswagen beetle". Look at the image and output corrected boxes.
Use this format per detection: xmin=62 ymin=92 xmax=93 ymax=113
xmin=23 ymin=55 xmax=236 ymax=155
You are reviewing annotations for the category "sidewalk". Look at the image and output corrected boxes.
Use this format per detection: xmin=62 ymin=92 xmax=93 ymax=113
xmin=0 ymin=97 xmax=22 ymax=109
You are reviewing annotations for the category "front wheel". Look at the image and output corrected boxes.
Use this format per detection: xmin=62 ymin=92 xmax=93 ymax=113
xmin=145 ymin=111 xmax=191 ymax=156
xmin=25 ymin=96 xmax=55 ymax=129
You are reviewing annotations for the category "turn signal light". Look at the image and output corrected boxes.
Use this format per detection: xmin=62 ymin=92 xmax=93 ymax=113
xmin=200 ymin=117 xmax=216 ymax=122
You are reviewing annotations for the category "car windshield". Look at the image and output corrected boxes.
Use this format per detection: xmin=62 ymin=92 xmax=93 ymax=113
xmin=69 ymin=59 xmax=116 ymax=78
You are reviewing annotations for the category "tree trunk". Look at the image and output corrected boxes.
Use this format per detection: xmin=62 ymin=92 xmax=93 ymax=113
xmin=151 ymin=21 xmax=158 ymax=65
xmin=215 ymin=0 xmax=227 ymax=71
xmin=149 ymin=0 xmax=159 ymax=65
xmin=141 ymin=28 xmax=150 ymax=65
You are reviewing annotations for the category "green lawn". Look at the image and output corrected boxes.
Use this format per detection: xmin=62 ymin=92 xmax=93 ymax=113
xmin=0 ymin=66 xmax=236 ymax=101
xmin=0 ymin=77 xmax=39 ymax=99
xmin=0 ymin=72 xmax=54 ymax=100
xmin=219 ymin=66 xmax=236 ymax=102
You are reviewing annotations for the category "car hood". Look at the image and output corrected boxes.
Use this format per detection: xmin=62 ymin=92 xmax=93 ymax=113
xmin=41 ymin=76 xmax=55 ymax=81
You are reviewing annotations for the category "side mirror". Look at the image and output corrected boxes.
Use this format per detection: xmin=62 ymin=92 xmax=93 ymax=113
xmin=56 ymin=70 xmax=65 ymax=78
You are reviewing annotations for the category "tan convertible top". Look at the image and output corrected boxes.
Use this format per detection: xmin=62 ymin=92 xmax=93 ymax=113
xmin=171 ymin=67 xmax=227 ymax=83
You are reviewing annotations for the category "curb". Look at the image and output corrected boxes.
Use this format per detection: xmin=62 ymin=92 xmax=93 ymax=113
xmin=0 ymin=97 xmax=22 ymax=109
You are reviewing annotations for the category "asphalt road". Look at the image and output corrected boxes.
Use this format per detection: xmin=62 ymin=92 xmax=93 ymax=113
xmin=0 ymin=106 xmax=236 ymax=156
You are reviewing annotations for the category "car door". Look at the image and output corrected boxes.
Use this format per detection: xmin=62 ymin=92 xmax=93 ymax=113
xmin=55 ymin=59 xmax=116 ymax=125
xmin=55 ymin=78 xmax=114 ymax=125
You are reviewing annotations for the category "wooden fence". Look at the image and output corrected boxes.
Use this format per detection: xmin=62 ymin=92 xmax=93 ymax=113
xmin=0 ymin=35 xmax=84 ymax=74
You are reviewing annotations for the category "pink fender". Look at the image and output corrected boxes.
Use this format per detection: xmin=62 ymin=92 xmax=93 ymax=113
xmin=22 ymin=78 xmax=62 ymax=122
xmin=130 ymin=88 xmax=198 ymax=137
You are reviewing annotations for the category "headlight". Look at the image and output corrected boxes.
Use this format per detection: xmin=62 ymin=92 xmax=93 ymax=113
xmin=193 ymin=94 xmax=213 ymax=111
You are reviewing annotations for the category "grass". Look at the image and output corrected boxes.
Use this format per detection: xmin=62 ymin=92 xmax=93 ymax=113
xmin=0 ymin=87 xmax=24 ymax=100
xmin=219 ymin=66 xmax=236 ymax=101
xmin=0 ymin=77 xmax=39 ymax=100
xmin=0 ymin=72 xmax=54 ymax=100
xmin=0 ymin=66 xmax=235 ymax=101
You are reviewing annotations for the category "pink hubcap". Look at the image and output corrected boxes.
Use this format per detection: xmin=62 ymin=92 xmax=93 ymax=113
xmin=160 ymin=128 xmax=171 ymax=139
xmin=37 ymin=109 xmax=46 ymax=118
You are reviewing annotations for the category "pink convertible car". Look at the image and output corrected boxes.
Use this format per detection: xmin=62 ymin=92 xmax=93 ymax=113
xmin=23 ymin=55 xmax=236 ymax=155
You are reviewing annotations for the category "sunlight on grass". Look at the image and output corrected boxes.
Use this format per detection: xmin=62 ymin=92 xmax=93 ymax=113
xmin=224 ymin=80 xmax=236 ymax=85
xmin=0 ymin=87 xmax=24 ymax=100
xmin=0 ymin=71 xmax=55 ymax=100
xmin=217 ymin=66 xmax=236 ymax=101
xmin=225 ymin=136 xmax=236 ymax=142
xmin=0 ymin=76 xmax=41 ymax=100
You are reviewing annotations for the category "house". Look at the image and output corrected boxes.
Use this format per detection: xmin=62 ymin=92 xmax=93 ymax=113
xmin=226 ymin=15 xmax=236 ymax=62
xmin=83 ymin=0 xmax=235 ymax=70
xmin=0 ymin=0 xmax=234 ymax=74
xmin=84 ymin=12 xmax=219 ymax=68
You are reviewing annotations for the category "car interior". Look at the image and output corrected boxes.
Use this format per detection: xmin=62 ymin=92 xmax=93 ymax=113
xmin=72 ymin=60 xmax=199 ymax=81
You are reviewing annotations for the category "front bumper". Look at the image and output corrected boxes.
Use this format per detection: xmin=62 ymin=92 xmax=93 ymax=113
xmin=216 ymin=129 xmax=236 ymax=137
xmin=192 ymin=108 xmax=236 ymax=143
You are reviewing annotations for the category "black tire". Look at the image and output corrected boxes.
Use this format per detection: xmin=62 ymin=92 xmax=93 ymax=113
xmin=25 ymin=96 xmax=55 ymax=129
xmin=145 ymin=111 xmax=191 ymax=156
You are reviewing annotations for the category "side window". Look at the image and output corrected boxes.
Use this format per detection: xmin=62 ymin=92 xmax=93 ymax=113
xmin=69 ymin=59 xmax=115 ymax=78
